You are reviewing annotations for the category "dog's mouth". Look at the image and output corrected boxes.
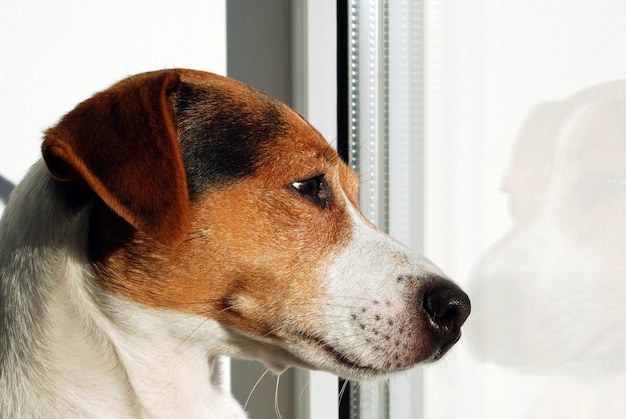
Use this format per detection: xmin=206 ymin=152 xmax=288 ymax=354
xmin=289 ymin=319 xmax=465 ymax=379
xmin=291 ymin=330 xmax=415 ymax=379
xmin=230 ymin=315 xmax=461 ymax=380
xmin=295 ymin=331 xmax=377 ymax=373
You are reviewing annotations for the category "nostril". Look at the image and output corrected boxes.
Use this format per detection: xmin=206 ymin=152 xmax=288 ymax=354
xmin=423 ymin=283 xmax=471 ymax=335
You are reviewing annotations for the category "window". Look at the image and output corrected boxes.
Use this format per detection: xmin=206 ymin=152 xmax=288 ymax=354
xmin=340 ymin=1 xmax=626 ymax=418
xmin=339 ymin=1 xmax=426 ymax=417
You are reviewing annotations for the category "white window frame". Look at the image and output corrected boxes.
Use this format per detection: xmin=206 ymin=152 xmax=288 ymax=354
xmin=295 ymin=1 xmax=427 ymax=417
xmin=292 ymin=1 xmax=340 ymax=418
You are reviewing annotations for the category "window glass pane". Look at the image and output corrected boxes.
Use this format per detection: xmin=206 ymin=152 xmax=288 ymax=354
xmin=423 ymin=1 xmax=626 ymax=418
xmin=347 ymin=1 xmax=626 ymax=418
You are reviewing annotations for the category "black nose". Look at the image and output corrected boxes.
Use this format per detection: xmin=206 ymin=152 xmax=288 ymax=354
xmin=423 ymin=280 xmax=471 ymax=349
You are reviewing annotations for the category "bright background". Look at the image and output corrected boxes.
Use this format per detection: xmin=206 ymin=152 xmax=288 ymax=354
xmin=0 ymin=0 xmax=226 ymax=207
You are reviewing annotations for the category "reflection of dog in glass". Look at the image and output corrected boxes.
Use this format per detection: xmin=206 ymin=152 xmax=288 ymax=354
xmin=0 ymin=175 xmax=14 ymax=206
xmin=468 ymin=81 xmax=626 ymax=374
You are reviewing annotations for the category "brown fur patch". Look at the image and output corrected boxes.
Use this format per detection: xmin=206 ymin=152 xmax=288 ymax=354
xmin=174 ymin=72 xmax=291 ymax=197
xmin=42 ymin=71 xmax=190 ymax=246
xmin=88 ymin=70 xmax=360 ymax=338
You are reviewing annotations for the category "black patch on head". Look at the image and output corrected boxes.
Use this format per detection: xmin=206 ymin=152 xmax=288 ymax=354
xmin=174 ymin=82 xmax=289 ymax=199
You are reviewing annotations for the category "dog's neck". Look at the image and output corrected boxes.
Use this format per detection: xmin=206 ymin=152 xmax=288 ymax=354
xmin=0 ymin=161 xmax=247 ymax=418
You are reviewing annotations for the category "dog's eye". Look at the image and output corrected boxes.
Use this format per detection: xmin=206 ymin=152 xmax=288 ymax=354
xmin=291 ymin=176 xmax=330 ymax=208
xmin=293 ymin=177 xmax=321 ymax=197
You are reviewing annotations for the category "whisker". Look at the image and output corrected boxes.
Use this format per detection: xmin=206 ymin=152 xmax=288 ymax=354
xmin=297 ymin=374 xmax=311 ymax=405
xmin=338 ymin=378 xmax=350 ymax=405
xmin=274 ymin=374 xmax=283 ymax=419
xmin=174 ymin=316 xmax=211 ymax=351
xmin=174 ymin=302 xmax=248 ymax=350
xmin=244 ymin=369 xmax=270 ymax=411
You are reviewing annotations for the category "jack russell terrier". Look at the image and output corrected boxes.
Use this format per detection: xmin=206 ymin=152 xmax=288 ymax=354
xmin=0 ymin=69 xmax=470 ymax=418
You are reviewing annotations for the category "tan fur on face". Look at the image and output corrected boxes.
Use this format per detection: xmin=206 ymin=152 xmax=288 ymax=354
xmin=92 ymin=108 xmax=359 ymax=340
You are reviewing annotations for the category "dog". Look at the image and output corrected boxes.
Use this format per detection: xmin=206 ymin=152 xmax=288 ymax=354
xmin=0 ymin=69 xmax=470 ymax=418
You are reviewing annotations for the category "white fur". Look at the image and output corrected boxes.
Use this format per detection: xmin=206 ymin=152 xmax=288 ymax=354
xmin=0 ymin=162 xmax=247 ymax=418
xmin=322 ymin=190 xmax=445 ymax=374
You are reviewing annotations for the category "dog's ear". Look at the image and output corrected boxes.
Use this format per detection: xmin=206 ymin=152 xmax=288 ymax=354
xmin=41 ymin=71 xmax=190 ymax=246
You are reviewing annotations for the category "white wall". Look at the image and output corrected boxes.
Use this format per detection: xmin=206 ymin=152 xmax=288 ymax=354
xmin=0 ymin=0 xmax=226 ymax=213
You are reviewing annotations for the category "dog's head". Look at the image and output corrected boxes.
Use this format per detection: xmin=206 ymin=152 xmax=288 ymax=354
xmin=467 ymin=81 xmax=626 ymax=374
xmin=41 ymin=69 xmax=470 ymax=380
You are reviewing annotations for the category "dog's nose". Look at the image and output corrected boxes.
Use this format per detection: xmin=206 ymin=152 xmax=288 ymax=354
xmin=423 ymin=279 xmax=471 ymax=349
